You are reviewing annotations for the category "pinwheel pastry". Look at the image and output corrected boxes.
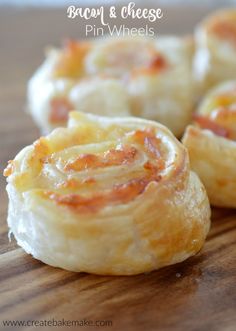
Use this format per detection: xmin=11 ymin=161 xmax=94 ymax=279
xmin=182 ymin=80 xmax=236 ymax=208
xmin=28 ymin=36 xmax=194 ymax=136
xmin=194 ymin=9 xmax=236 ymax=93
xmin=4 ymin=112 xmax=210 ymax=275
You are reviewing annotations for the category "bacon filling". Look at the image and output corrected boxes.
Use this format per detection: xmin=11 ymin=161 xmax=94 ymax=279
xmin=64 ymin=146 xmax=137 ymax=172
xmin=49 ymin=97 xmax=73 ymax=123
xmin=53 ymin=40 xmax=90 ymax=78
xmin=45 ymin=173 xmax=162 ymax=212
xmin=193 ymin=114 xmax=229 ymax=138
xmin=43 ymin=129 xmax=165 ymax=211
xmin=131 ymin=54 xmax=168 ymax=76
xmin=209 ymin=19 xmax=236 ymax=47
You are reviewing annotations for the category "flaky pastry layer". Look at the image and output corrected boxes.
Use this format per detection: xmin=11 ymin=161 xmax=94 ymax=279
xmin=182 ymin=80 xmax=236 ymax=208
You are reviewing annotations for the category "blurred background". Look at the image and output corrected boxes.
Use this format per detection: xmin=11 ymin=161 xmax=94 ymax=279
xmin=0 ymin=0 xmax=235 ymax=171
xmin=1 ymin=0 xmax=235 ymax=82
xmin=0 ymin=0 xmax=236 ymax=6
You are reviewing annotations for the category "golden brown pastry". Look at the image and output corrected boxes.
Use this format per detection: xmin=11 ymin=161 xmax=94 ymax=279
xmin=194 ymin=9 xmax=236 ymax=93
xmin=4 ymin=112 xmax=210 ymax=275
xmin=182 ymin=80 xmax=236 ymax=208
xmin=28 ymin=36 xmax=194 ymax=136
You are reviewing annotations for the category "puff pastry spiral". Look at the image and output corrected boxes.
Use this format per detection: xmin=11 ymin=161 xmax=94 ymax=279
xmin=194 ymin=9 xmax=236 ymax=93
xmin=4 ymin=112 xmax=210 ymax=275
xmin=182 ymin=80 xmax=236 ymax=208
xmin=28 ymin=36 xmax=194 ymax=136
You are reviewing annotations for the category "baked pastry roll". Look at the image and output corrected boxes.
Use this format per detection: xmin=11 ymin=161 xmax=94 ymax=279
xmin=28 ymin=36 xmax=194 ymax=136
xmin=194 ymin=9 xmax=236 ymax=93
xmin=182 ymin=80 xmax=236 ymax=208
xmin=4 ymin=112 xmax=210 ymax=275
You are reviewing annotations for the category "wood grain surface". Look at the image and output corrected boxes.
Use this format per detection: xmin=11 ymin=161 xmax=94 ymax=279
xmin=0 ymin=6 xmax=236 ymax=331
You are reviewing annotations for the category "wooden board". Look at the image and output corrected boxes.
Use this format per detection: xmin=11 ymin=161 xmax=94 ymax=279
xmin=0 ymin=7 xmax=236 ymax=331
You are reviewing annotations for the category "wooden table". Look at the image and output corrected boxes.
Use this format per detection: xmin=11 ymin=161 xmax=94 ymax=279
xmin=0 ymin=6 xmax=235 ymax=331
